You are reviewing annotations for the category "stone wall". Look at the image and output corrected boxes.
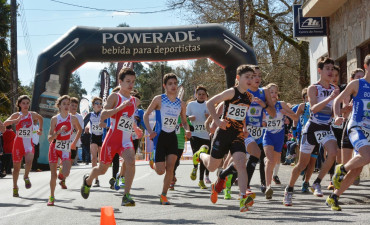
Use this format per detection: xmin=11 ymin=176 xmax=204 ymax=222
xmin=329 ymin=0 xmax=370 ymax=80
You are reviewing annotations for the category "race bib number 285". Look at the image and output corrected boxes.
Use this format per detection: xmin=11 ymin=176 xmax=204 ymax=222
xmin=227 ymin=104 xmax=247 ymax=121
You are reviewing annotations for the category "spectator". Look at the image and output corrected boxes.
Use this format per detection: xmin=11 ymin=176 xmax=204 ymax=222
xmin=32 ymin=120 xmax=40 ymax=171
xmin=1 ymin=125 xmax=16 ymax=175
xmin=81 ymin=128 xmax=91 ymax=165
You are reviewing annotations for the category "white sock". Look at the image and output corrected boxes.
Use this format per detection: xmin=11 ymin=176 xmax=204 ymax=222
xmin=273 ymin=163 xmax=280 ymax=176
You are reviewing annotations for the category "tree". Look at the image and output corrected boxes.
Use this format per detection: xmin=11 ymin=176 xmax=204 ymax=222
xmin=68 ymin=72 xmax=87 ymax=100
xmin=169 ymin=0 xmax=309 ymax=104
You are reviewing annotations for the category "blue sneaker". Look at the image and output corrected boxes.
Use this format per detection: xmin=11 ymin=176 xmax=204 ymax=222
xmin=114 ymin=173 xmax=120 ymax=190
xmin=302 ymin=181 xmax=309 ymax=193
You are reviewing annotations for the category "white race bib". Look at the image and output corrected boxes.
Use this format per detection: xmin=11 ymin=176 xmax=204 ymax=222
xmin=314 ymin=130 xmax=333 ymax=143
xmin=246 ymin=125 xmax=265 ymax=139
xmin=162 ymin=116 xmax=178 ymax=130
xmin=361 ymin=127 xmax=370 ymax=142
xmin=91 ymin=123 xmax=103 ymax=135
xmin=227 ymin=104 xmax=247 ymax=121
xmin=55 ymin=140 xmax=71 ymax=152
xmin=193 ymin=124 xmax=206 ymax=133
xmin=266 ymin=119 xmax=283 ymax=130
xmin=175 ymin=124 xmax=181 ymax=134
xmin=18 ymin=128 xmax=32 ymax=138
xmin=117 ymin=115 xmax=134 ymax=133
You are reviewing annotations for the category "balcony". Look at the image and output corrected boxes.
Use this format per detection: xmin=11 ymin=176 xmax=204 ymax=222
xmin=302 ymin=0 xmax=347 ymax=17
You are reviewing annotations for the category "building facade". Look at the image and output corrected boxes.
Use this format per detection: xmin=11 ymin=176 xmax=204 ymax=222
xmin=303 ymin=0 xmax=370 ymax=84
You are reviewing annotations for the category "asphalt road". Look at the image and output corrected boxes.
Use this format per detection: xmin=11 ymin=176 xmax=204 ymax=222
xmin=1 ymin=160 xmax=369 ymax=224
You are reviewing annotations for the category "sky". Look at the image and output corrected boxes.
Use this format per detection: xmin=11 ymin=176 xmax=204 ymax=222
xmin=15 ymin=0 xmax=194 ymax=99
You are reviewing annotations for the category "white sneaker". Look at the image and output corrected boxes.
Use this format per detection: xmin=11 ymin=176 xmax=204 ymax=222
xmin=311 ymin=183 xmax=323 ymax=197
xmin=283 ymin=191 xmax=293 ymax=206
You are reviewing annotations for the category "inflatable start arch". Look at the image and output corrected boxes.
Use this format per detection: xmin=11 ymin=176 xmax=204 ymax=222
xmin=31 ymin=24 xmax=257 ymax=165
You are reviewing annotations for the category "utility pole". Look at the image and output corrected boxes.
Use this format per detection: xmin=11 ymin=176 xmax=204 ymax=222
xmin=11 ymin=0 xmax=18 ymax=113
xmin=238 ymin=0 xmax=245 ymax=40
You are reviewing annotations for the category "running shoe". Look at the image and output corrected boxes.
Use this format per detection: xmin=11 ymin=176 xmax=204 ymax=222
xmin=333 ymin=164 xmax=347 ymax=190
xmin=353 ymin=176 xmax=360 ymax=186
xmin=327 ymin=182 xmax=334 ymax=190
xmin=225 ymin=174 xmax=233 ymax=189
xmin=214 ymin=178 xmax=226 ymax=193
xmin=192 ymin=145 xmax=209 ymax=167
xmin=326 ymin=194 xmax=341 ymax=211
xmin=122 ymin=193 xmax=135 ymax=206
xmin=13 ymin=188 xmax=19 ymax=197
xmin=301 ymin=181 xmax=309 ymax=193
xmin=283 ymin=191 xmax=293 ymax=206
xmin=286 ymin=154 xmax=296 ymax=160
xmin=224 ymin=187 xmax=231 ymax=200
xmin=311 ymin=183 xmax=323 ymax=197
xmin=240 ymin=196 xmax=254 ymax=212
xmin=169 ymin=182 xmax=175 ymax=191
xmin=265 ymin=187 xmax=273 ymax=199
xmin=160 ymin=194 xmax=170 ymax=205
xmin=149 ymin=157 xmax=154 ymax=170
xmin=114 ymin=173 xmax=121 ymax=190
xmin=59 ymin=180 xmax=67 ymax=189
xmin=273 ymin=175 xmax=281 ymax=185
xmin=80 ymin=174 xmax=91 ymax=199
xmin=245 ymin=189 xmax=256 ymax=199
xmin=205 ymin=176 xmax=212 ymax=184
xmin=24 ymin=177 xmax=32 ymax=189
xmin=58 ymin=167 xmax=64 ymax=180
xmin=93 ymin=179 xmax=100 ymax=187
xmin=119 ymin=176 xmax=125 ymax=188
xmin=210 ymin=184 xmax=218 ymax=204
xmin=260 ymin=185 xmax=266 ymax=194
xmin=198 ymin=180 xmax=207 ymax=189
xmin=109 ymin=177 xmax=115 ymax=190
xmin=190 ymin=167 xmax=197 ymax=181
xmin=47 ymin=196 xmax=55 ymax=206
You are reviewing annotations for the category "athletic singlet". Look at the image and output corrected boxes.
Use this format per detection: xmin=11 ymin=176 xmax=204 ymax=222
xmin=264 ymin=101 xmax=284 ymax=134
xmin=16 ymin=112 xmax=33 ymax=139
xmin=54 ymin=114 xmax=73 ymax=152
xmin=309 ymin=83 xmax=335 ymax=125
xmin=186 ymin=100 xmax=209 ymax=139
xmin=246 ymin=88 xmax=265 ymax=126
xmin=155 ymin=94 xmax=182 ymax=133
xmin=89 ymin=111 xmax=103 ymax=135
xmin=70 ymin=113 xmax=83 ymax=147
xmin=300 ymin=102 xmax=310 ymax=128
xmin=222 ymin=87 xmax=253 ymax=131
xmin=348 ymin=78 xmax=370 ymax=130
xmin=109 ymin=93 xmax=136 ymax=140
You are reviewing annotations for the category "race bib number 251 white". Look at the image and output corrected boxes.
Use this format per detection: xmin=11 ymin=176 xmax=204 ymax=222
xmin=55 ymin=140 xmax=71 ymax=152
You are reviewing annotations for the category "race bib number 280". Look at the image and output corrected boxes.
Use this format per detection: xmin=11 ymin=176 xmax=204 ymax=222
xmin=361 ymin=127 xmax=370 ymax=142
xmin=246 ymin=125 xmax=264 ymax=139
xmin=227 ymin=104 xmax=247 ymax=121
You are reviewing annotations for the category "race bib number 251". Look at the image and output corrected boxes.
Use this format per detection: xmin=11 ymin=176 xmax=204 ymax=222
xmin=55 ymin=140 xmax=71 ymax=152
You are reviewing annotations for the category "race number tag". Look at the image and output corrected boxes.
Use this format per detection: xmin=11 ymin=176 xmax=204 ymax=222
xmin=331 ymin=119 xmax=344 ymax=129
xmin=227 ymin=104 xmax=247 ymax=121
xmin=91 ymin=123 xmax=103 ymax=135
xmin=246 ymin=125 xmax=264 ymax=139
xmin=117 ymin=115 xmax=134 ymax=133
xmin=55 ymin=140 xmax=71 ymax=152
xmin=175 ymin=124 xmax=181 ymax=134
xmin=266 ymin=119 xmax=282 ymax=130
xmin=162 ymin=116 xmax=177 ymax=130
xmin=361 ymin=127 xmax=370 ymax=142
xmin=193 ymin=124 xmax=206 ymax=133
xmin=314 ymin=130 xmax=333 ymax=143
xmin=18 ymin=128 xmax=32 ymax=138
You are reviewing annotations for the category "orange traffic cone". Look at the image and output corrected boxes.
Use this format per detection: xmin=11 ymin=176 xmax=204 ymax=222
xmin=100 ymin=206 xmax=116 ymax=225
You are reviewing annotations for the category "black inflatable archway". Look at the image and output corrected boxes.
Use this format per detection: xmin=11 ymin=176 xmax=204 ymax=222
xmin=31 ymin=24 xmax=257 ymax=165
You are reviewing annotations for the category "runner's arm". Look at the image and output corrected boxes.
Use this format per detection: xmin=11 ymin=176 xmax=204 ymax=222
xmin=100 ymin=94 xmax=118 ymax=121
xmin=3 ymin=113 xmax=20 ymax=127
xmin=48 ymin=117 xmax=59 ymax=142
xmin=206 ymin=88 xmax=234 ymax=127
xmin=143 ymin=95 xmax=161 ymax=135
xmin=281 ymin=101 xmax=299 ymax=121
xmin=333 ymin=80 xmax=358 ymax=119
xmin=310 ymin=85 xmax=339 ymax=114
xmin=31 ymin=112 xmax=44 ymax=135
xmin=264 ymin=88 xmax=276 ymax=117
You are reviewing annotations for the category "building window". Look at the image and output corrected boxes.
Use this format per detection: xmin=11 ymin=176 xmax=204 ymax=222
xmin=359 ymin=41 xmax=370 ymax=69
